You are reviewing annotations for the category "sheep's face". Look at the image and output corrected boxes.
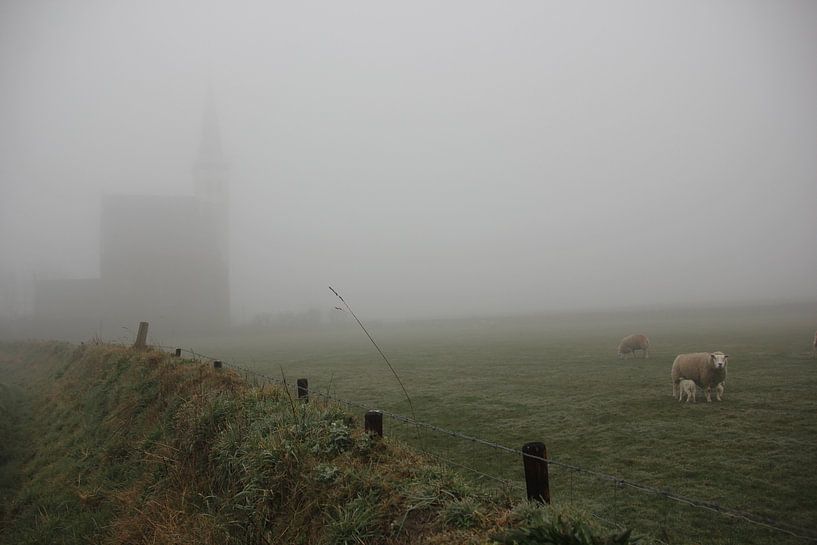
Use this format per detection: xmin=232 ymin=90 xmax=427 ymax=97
xmin=710 ymin=352 xmax=728 ymax=369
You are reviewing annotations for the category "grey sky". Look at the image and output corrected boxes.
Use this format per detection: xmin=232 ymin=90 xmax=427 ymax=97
xmin=1 ymin=1 xmax=816 ymax=321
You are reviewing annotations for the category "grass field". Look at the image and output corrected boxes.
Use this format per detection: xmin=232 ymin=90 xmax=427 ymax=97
xmin=165 ymin=302 xmax=817 ymax=544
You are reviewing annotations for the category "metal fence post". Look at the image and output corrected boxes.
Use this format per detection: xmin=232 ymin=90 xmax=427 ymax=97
xmin=174 ymin=348 xmax=182 ymax=357
xmin=522 ymin=441 xmax=550 ymax=503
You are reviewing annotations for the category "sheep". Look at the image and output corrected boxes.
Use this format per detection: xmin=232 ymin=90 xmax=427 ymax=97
xmin=678 ymin=379 xmax=697 ymax=403
xmin=671 ymin=351 xmax=729 ymax=402
xmin=617 ymin=334 xmax=650 ymax=359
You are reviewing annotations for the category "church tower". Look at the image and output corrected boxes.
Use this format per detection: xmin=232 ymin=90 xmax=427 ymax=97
xmin=193 ymin=88 xmax=230 ymax=259
xmin=192 ymin=89 xmax=231 ymax=328
xmin=79 ymin=88 xmax=233 ymax=339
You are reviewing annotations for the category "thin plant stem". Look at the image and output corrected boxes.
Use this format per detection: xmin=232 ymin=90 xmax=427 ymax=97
xmin=329 ymin=285 xmax=417 ymax=425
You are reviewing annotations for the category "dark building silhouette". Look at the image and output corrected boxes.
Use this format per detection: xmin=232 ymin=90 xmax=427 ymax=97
xmin=33 ymin=94 xmax=230 ymax=339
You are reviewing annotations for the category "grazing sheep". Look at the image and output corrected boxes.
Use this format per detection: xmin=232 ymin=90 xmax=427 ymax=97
xmin=617 ymin=334 xmax=650 ymax=359
xmin=679 ymin=379 xmax=697 ymax=403
xmin=671 ymin=352 xmax=729 ymax=402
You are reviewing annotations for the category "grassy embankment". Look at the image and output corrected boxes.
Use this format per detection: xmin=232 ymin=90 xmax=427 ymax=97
xmin=0 ymin=341 xmax=635 ymax=545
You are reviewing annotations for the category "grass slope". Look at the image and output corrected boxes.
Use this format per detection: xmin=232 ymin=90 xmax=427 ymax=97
xmin=0 ymin=342 xmax=635 ymax=545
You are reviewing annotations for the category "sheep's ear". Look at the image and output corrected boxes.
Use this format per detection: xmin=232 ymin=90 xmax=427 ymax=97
xmin=709 ymin=353 xmax=715 ymax=360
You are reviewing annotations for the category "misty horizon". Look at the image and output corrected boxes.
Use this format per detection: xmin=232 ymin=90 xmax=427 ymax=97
xmin=2 ymin=1 xmax=816 ymax=328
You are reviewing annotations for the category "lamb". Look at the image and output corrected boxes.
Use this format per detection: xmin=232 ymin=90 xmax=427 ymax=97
xmin=617 ymin=334 xmax=650 ymax=359
xmin=678 ymin=379 xmax=697 ymax=403
xmin=671 ymin=351 xmax=729 ymax=402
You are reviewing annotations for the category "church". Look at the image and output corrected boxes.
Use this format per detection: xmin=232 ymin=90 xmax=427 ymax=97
xmin=33 ymin=95 xmax=230 ymax=339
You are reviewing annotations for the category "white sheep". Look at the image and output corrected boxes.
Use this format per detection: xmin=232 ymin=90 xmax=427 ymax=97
xmin=671 ymin=351 xmax=729 ymax=402
xmin=678 ymin=379 xmax=697 ymax=403
xmin=617 ymin=334 xmax=650 ymax=359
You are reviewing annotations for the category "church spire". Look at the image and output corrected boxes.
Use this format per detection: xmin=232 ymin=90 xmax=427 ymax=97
xmin=193 ymin=87 xmax=230 ymax=271
xmin=193 ymin=87 xmax=228 ymax=205
xmin=197 ymin=86 xmax=224 ymax=162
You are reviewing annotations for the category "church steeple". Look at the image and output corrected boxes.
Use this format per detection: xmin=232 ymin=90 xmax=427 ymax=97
xmin=193 ymin=87 xmax=229 ymax=207
xmin=197 ymin=86 xmax=224 ymax=162
xmin=193 ymin=88 xmax=230 ymax=271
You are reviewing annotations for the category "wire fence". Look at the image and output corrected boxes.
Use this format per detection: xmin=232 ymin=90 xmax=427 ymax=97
xmin=154 ymin=343 xmax=817 ymax=545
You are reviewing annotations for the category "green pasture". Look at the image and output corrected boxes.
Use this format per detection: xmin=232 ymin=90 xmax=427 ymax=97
xmin=168 ymin=303 xmax=817 ymax=544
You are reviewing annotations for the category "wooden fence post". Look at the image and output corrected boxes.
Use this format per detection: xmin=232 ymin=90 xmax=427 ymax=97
xmin=365 ymin=410 xmax=383 ymax=437
xmin=213 ymin=360 xmax=222 ymax=369
xmin=297 ymin=378 xmax=308 ymax=402
xmin=133 ymin=321 xmax=149 ymax=350
xmin=174 ymin=348 xmax=182 ymax=357
xmin=522 ymin=441 xmax=550 ymax=503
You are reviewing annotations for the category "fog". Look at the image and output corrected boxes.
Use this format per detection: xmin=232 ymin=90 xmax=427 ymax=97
xmin=1 ymin=1 xmax=816 ymax=333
